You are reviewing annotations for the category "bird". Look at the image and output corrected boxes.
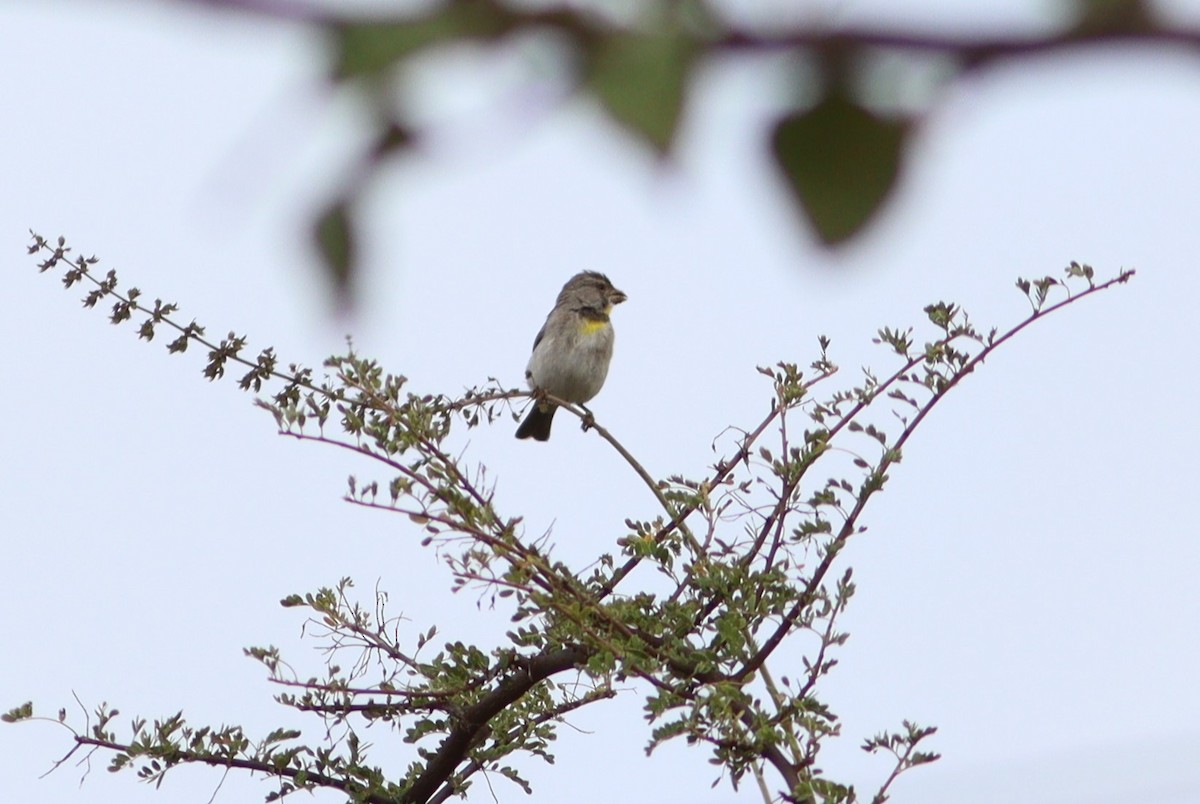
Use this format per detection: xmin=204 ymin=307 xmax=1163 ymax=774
xmin=516 ymin=271 xmax=627 ymax=441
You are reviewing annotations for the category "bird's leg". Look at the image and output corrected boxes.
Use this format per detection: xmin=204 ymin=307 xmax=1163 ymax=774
xmin=579 ymin=404 xmax=595 ymax=432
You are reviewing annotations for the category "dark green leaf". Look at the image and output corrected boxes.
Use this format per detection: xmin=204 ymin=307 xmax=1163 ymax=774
xmin=314 ymin=201 xmax=356 ymax=302
xmin=588 ymin=31 xmax=694 ymax=154
xmin=771 ymin=93 xmax=909 ymax=245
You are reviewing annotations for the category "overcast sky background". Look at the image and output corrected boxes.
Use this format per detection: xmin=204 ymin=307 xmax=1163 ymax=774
xmin=3 ymin=1 xmax=1200 ymax=803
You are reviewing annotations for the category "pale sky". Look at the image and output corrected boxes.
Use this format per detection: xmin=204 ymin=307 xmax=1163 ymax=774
xmin=3 ymin=2 xmax=1199 ymax=803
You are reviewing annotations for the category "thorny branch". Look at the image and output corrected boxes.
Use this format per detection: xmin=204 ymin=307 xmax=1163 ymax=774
xmin=14 ymin=233 xmax=1134 ymax=804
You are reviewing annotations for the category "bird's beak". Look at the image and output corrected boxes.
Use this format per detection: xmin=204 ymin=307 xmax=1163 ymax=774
xmin=610 ymin=288 xmax=628 ymax=306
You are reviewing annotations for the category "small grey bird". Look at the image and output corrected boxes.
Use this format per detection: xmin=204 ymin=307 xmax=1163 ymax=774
xmin=516 ymin=271 xmax=627 ymax=441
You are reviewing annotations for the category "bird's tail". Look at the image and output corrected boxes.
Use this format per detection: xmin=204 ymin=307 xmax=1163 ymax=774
xmin=515 ymin=404 xmax=556 ymax=441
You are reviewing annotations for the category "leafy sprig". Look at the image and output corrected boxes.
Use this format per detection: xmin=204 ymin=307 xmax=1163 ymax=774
xmin=12 ymin=232 xmax=1134 ymax=803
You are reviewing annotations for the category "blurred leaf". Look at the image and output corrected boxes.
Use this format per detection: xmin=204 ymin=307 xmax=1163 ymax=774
xmin=332 ymin=2 xmax=508 ymax=80
xmin=588 ymin=31 xmax=694 ymax=154
xmin=771 ymin=94 xmax=909 ymax=245
xmin=1073 ymin=0 xmax=1152 ymax=33
xmin=314 ymin=201 xmax=355 ymax=302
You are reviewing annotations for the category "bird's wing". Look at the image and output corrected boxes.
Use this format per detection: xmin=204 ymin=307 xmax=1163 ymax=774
xmin=531 ymin=320 xmax=548 ymax=353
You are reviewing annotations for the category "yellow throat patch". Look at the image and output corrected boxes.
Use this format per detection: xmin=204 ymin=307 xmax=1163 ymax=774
xmin=579 ymin=317 xmax=610 ymax=336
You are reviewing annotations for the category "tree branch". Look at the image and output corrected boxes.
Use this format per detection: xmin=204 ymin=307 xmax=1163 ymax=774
xmin=731 ymin=269 xmax=1136 ymax=684
xmin=73 ymin=735 xmax=396 ymax=804
xmin=401 ymin=645 xmax=591 ymax=803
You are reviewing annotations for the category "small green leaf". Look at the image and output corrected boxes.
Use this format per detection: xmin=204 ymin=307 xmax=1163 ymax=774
xmin=314 ymin=201 xmax=356 ymax=302
xmin=1073 ymin=0 xmax=1152 ymax=34
xmin=772 ymin=93 xmax=909 ymax=245
xmin=2 ymin=702 xmax=32 ymax=722
xmin=588 ymin=31 xmax=693 ymax=154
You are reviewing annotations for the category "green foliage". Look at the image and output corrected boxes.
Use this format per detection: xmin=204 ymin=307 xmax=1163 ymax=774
xmin=771 ymin=93 xmax=909 ymax=245
xmin=314 ymin=200 xmax=356 ymax=303
xmin=11 ymin=233 xmax=1134 ymax=803
xmin=188 ymin=0 xmax=1170 ymax=292
xmin=2 ymin=702 xmax=33 ymax=723
xmin=587 ymin=28 xmax=695 ymax=153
